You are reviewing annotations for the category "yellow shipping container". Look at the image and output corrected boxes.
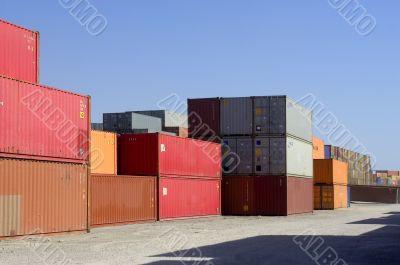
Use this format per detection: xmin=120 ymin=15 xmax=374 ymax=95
xmin=91 ymin=130 xmax=117 ymax=174
xmin=314 ymin=159 xmax=348 ymax=185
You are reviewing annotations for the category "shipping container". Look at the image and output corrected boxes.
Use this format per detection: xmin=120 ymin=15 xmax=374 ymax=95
xmin=163 ymin=126 xmax=188 ymax=138
xmin=0 ymin=158 xmax=88 ymax=238
xmin=312 ymin=137 xmax=325 ymax=159
xmin=0 ymin=76 xmax=90 ymax=163
xmin=220 ymin=97 xmax=253 ymax=136
xmin=254 ymin=96 xmax=312 ymax=142
xmin=91 ymin=130 xmax=117 ymax=175
xmin=159 ymin=176 xmax=221 ymax=220
xmin=313 ymin=159 xmax=348 ymax=185
xmin=119 ymin=133 xmax=221 ymax=178
xmin=188 ymin=98 xmax=221 ymax=139
xmin=350 ymin=185 xmax=400 ymax=204
xmin=223 ymin=136 xmax=313 ymax=177
xmin=222 ymin=176 xmax=313 ymax=216
xmin=314 ymin=184 xmax=348 ymax=210
xmin=103 ymin=112 xmax=162 ymax=133
xmin=91 ymin=175 xmax=156 ymax=227
xmin=91 ymin=123 xmax=103 ymax=131
xmin=134 ymin=110 xmax=188 ymax=128
xmin=0 ymin=19 xmax=39 ymax=83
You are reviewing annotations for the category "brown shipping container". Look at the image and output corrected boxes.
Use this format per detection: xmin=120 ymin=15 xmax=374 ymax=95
xmin=314 ymin=159 xmax=348 ymax=185
xmin=91 ymin=175 xmax=156 ymax=227
xmin=0 ymin=158 xmax=88 ymax=238
xmin=314 ymin=184 xmax=348 ymax=210
xmin=312 ymin=137 xmax=325 ymax=159
xmin=350 ymin=185 xmax=400 ymax=204
xmin=222 ymin=176 xmax=313 ymax=216
xmin=91 ymin=130 xmax=117 ymax=175
xmin=188 ymin=98 xmax=221 ymax=141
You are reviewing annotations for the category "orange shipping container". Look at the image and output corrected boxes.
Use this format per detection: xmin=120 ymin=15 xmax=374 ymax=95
xmin=91 ymin=175 xmax=156 ymax=227
xmin=0 ymin=158 xmax=88 ymax=238
xmin=91 ymin=130 xmax=117 ymax=174
xmin=314 ymin=159 xmax=348 ymax=185
xmin=312 ymin=137 xmax=325 ymax=159
xmin=314 ymin=184 xmax=348 ymax=210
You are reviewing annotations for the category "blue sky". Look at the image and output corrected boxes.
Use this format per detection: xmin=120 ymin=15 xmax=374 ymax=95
xmin=1 ymin=1 xmax=399 ymax=169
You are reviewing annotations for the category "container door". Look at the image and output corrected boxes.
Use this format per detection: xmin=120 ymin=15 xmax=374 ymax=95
xmin=253 ymin=97 xmax=270 ymax=135
xmin=236 ymin=138 xmax=253 ymax=174
xmin=270 ymin=138 xmax=286 ymax=175
xmin=254 ymin=137 xmax=269 ymax=175
xmin=314 ymin=185 xmax=322 ymax=210
xmin=321 ymin=186 xmax=334 ymax=210
xmin=270 ymin=96 xmax=286 ymax=135
xmin=220 ymin=97 xmax=252 ymax=136
xmin=222 ymin=138 xmax=238 ymax=174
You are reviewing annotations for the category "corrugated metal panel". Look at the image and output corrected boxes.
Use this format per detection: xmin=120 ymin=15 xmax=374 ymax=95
xmin=221 ymin=176 xmax=254 ymax=215
xmin=313 ymin=159 xmax=348 ymax=185
xmin=236 ymin=138 xmax=253 ymax=174
xmin=314 ymin=184 xmax=348 ymax=210
xmin=222 ymin=138 xmax=238 ymax=174
xmin=0 ymin=158 xmax=87 ymax=237
xmin=312 ymin=137 xmax=325 ymax=159
xmin=0 ymin=76 xmax=90 ymax=163
xmin=349 ymin=185 xmax=399 ymax=204
xmin=91 ymin=175 xmax=156 ymax=226
xmin=287 ymin=177 xmax=313 ymax=214
xmin=91 ymin=123 xmax=103 ymax=131
xmin=0 ymin=19 xmax=39 ymax=83
xmin=253 ymin=97 xmax=270 ymax=135
xmin=286 ymin=97 xmax=312 ymax=142
xmin=286 ymin=136 xmax=313 ymax=177
xmin=220 ymin=97 xmax=252 ymax=136
xmin=91 ymin=131 xmax=117 ymax=175
xmin=129 ymin=113 xmax=162 ymax=132
xmin=188 ymin=98 xmax=220 ymax=138
xmin=159 ymin=176 xmax=221 ymax=220
xmin=254 ymin=176 xmax=288 ymax=216
xmin=118 ymin=133 xmax=221 ymax=178
xmin=254 ymin=137 xmax=269 ymax=174
xmin=135 ymin=110 xmax=188 ymax=128
xmin=334 ymin=184 xmax=348 ymax=209
xmin=270 ymin=96 xmax=286 ymax=135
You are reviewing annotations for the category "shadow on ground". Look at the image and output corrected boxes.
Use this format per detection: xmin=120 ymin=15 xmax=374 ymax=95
xmin=144 ymin=212 xmax=400 ymax=265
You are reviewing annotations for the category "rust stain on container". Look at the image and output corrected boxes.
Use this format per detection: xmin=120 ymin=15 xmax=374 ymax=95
xmin=91 ymin=175 xmax=156 ymax=227
xmin=312 ymin=137 xmax=325 ymax=159
xmin=90 ymin=130 xmax=117 ymax=175
xmin=314 ymin=159 xmax=348 ymax=185
xmin=0 ymin=158 xmax=88 ymax=238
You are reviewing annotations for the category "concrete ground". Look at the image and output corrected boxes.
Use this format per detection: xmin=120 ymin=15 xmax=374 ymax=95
xmin=0 ymin=203 xmax=399 ymax=265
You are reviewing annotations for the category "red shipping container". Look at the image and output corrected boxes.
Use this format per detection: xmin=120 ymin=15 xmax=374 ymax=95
xmin=159 ymin=176 xmax=221 ymax=220
xmin=0 ymin=76 xmax=90 ymax=163
xmin=119 ymin=133 xmax=221 ymax=178
xmin=0 ymin=19 xmax=39 ymax=83
xmin=222 ymin=176 xmax=313 ymax=216
xmin=188 ymin=98 xmax=221 ymax=141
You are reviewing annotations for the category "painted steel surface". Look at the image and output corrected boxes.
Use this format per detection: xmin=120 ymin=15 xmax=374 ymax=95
xmin=90 ymin=130 xmax=117 ymax=175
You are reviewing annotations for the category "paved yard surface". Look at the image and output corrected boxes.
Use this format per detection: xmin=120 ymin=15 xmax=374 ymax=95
xmin=0 ymin=203 xmax=399 ymax=265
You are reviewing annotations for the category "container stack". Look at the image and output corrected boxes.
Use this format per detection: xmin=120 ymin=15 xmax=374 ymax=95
xmin=373 ymin=170 xmax=400 ymax=186
xmin=118 ymin=133 xmax=221 ymax=220
xmin=324 ymin=145 xmax=373 ymax=185
xmin=188 ymin=96 xmax=314 ymax=216
xmin=90 ymin=130 xmax=157 ymax=227
xmin=0 ymin=19 xmax=90 ymax=238
xmin=313 ymin=159 xmax=349 ymax=210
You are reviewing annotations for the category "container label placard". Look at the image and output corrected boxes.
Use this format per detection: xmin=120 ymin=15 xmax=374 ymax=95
xmin=160 ymin=144 xmax=166 ymax=152
xmin=163 ymin=187 xmax=168 ymax=196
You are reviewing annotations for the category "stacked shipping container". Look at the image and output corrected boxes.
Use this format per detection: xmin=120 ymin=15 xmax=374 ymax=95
xmin=90 ymin=130 xmax=157 ymax=226
xmin=188 ymin=96 xmax=314 ymax=216
xmin=325 ymin=145 xmax=373 ymax=185
xmin=119 ymin=133 xmax=221 ymax=220
xmin=0 ymin=19 xmax=91 ymax=238
xmin=313 ymin=159 xmax=348 ymax=210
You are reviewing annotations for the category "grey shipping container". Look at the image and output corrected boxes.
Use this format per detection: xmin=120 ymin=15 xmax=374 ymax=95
xmin=91 ymin=123 xmax=103 ymax=131
xmin=134 ymin=110 xmax=188 ymax=128
xmin=224 ymin=136 xmax=313 ymax=177
xmin=103 ymin=112 xmax=162 ymax=133
xmin=220 ymin=97 xmax=253 ymax=136
xmin=254 ymin=96 xmax=312 ymax=142
xmin=222 ymin=137 xmax=253 ymax=175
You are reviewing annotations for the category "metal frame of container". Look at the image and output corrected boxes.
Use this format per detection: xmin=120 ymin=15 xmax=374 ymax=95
xmin=0 ymin=19 xmax=40 ymax=83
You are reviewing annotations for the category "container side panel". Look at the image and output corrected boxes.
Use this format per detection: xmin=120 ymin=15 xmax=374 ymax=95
xmin=270 ymin=97 xmax=286 ymax=135
xmin=236 ymin=138 xmax=253 ymax=174
xmin=286 ymin=137 xmax=313 ymax=178
xmin=286 ymin=97 xmax=313 ymax=142
xmin=159 ymin=177 xmax=221 ymax=220
xmin=312 ymin=137 xmax=325 ymax=159
xmin=334 ymin=184 xmax=348 ymax=209
xmin=90 ymin=131 xmax=117 ymax=175
xmin=270 ymin=138 xmax=286 ymax=175
xmin=91 ymin=175 xmax=156 ymax=226
xmin=220 ymin=97 xmax=252 ymax=136
xmin=253 ymin=97 xmax=270 ymax=135
xmin=0 ymin=158 xmax=87 ymax=237
xmin=287 ymin=177 xmax=313 ymax=214
xmin=254 ymin=176 xmax=287 ymax=216
xmin=222 ymin=138 xmax=238 ymax=175
xmin=188 ymin=98 xmax=220 ymax=138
